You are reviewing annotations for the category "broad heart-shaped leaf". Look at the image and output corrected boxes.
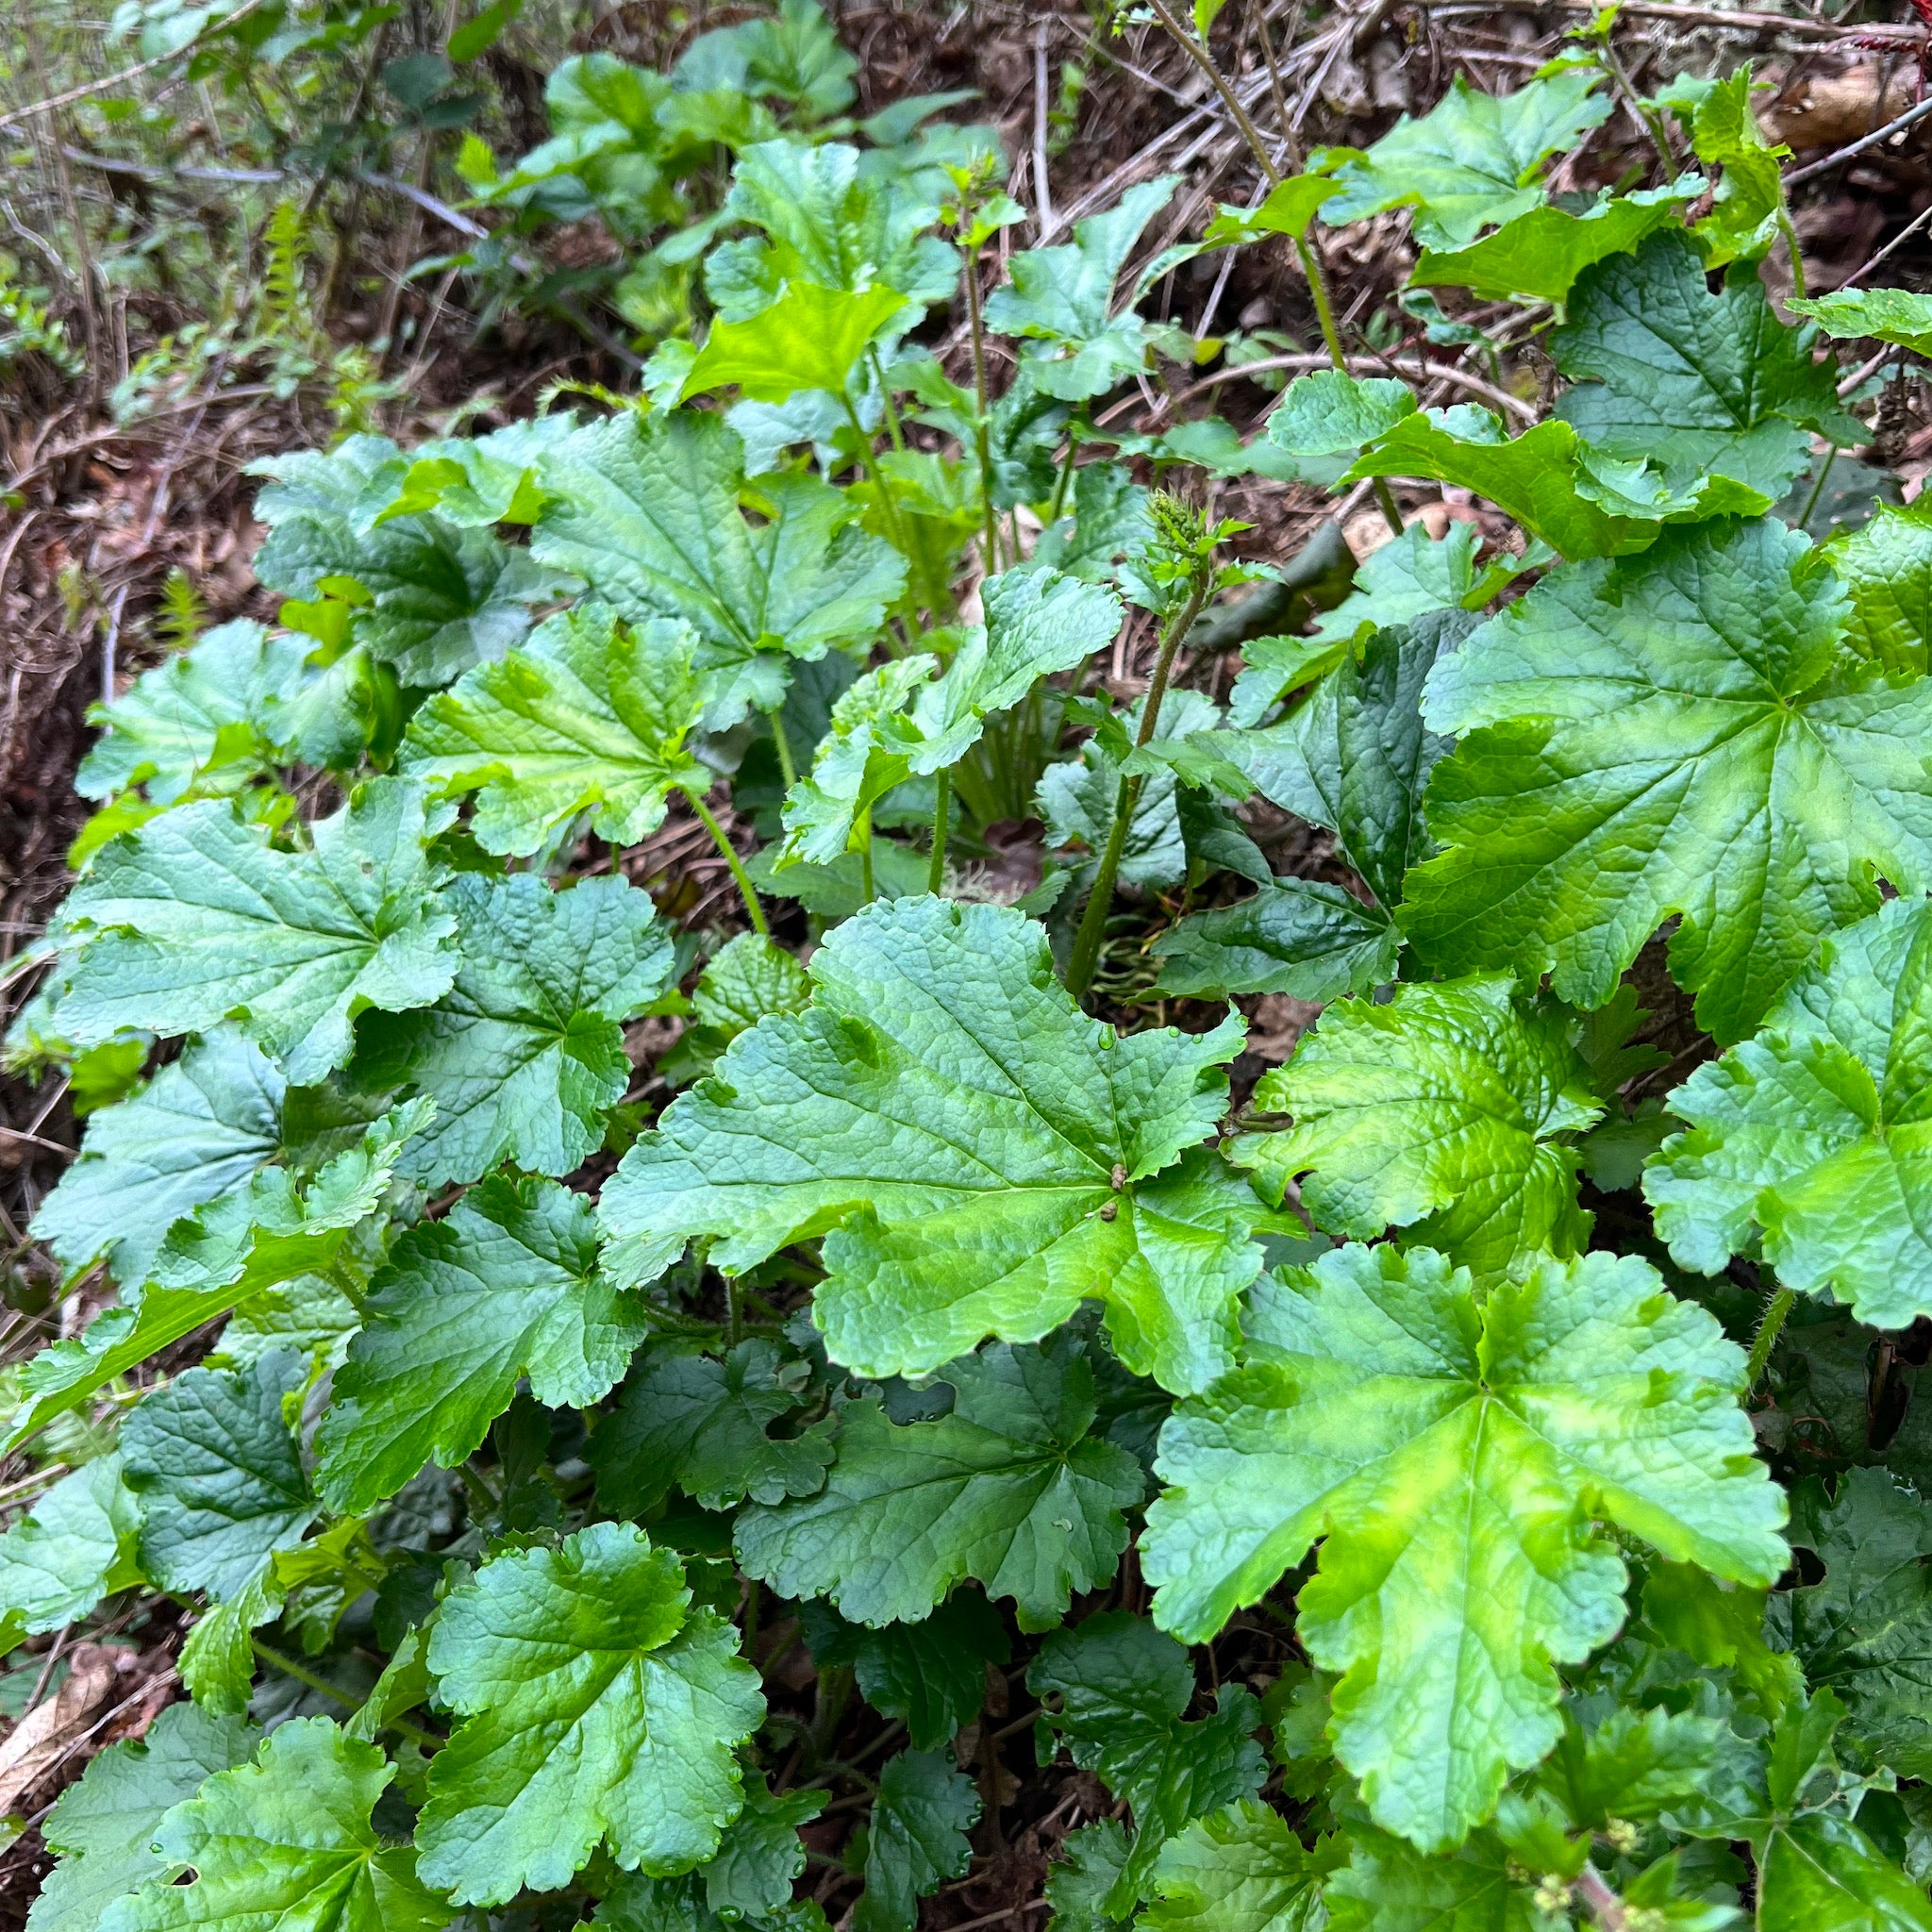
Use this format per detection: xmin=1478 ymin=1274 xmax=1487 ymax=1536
xmin=1790 ymin=287 xmax=1932 ymax=358
xmin=1552 ymin=230 xmax=1859 ymax=502
xmin=55 ymin=778 xmax=458 ymax=1082
xmin=32 ymin=1028 xmax=283 ymax=1292
xmin=29 ymin=1703 xmax=258 ymax=1932
xmin=531 ymin=410 xmax=906 ymax=723
xmin=853 ymin=1749 xmax=979 ymax=1932
xmin=0 ymin=1454 xmax=139 ymax=1651
xmin=416 ymin=1522 xmax=765 ymax=1906
xmin=1643 ymin=895 xmax=1932 ymax=1328
xmin=600 ymin=895 xmax=1265 ymax=1396
xmin=683 ymin=280 xmax=910 ymax=401
xmin=1141 ymin=1801 xmax=1338 ymax=1932
xmin=981 ymin=176 xmax=1181 ymax=402
xmin=122 ymin=1350 xmax=315 ymax=1600
xmin=1824 ymin=499 xmax=1932 ymax=675
xmin=800 ymin=1592 xmax=1008 ymax=1751
xmin=1029 ymin=1611 xmax=1267 ymax=1912
xmin=1409 ymin=179 xmax=1701 ymax=309
xmin=1141 ymin=1245 xmax=1788 ymax=1851
xmin=1214 ymin=612 xmax=1471 ymax=910
xmin=6 ymin=1101 xmax=423 ymax=1452
xmin=704 ymin=138 xmax=958 ymax=325
xmin=1781 ymin=1468 xmax=1932 ymax=1777
xmin=1405 ymin=516 xmax=1932 ymax=1046
xmin=591 ymin=1337 xmax=834 ymax=1516
xmin=115 ymin=1716 xmax=449 ymax=1932
xmin=733 ymin=1334 xmax=1143 ymax=1630
xmin=316 ymin=1174 xmax=647 ymax=1514
xmin=350 ymin=871 xmax=673 ymax=1186
xmin=401 ymin=604 xmax=708 ymax=855
xmin=76 ymin=620 xmax=311 ymax=805
xmin=1234 ymin=976 xmax=1605 ymax=1278
xmin=1317 ymin=69 xmax=1609 ymax=249
xmin=249 ymin=436 xmax=573 ymax=686
xmin=1152 ymin=879 xmax=1399 ymax=1004
xmin=1344 ymin=408 xmax=1772 ymax=561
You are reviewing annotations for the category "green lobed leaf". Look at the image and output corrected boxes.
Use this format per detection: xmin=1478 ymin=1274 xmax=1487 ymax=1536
xmin=401 ymin=603 xmax=709 ymax=855
xmin=1140 ymin=1801 xmax=1339 ymax=1932
xmin=0 ymin=1455 xmax=140 ymax=1652
xmin=1142 ymin=1244 xmax=1788 ymax=1850
xmin=416 ymin=1522 xmax=765 ymax=1905
xmin=590 ymin=1337 xmax=835 ymax=1515
xmin=121 ymin=1350 xmax=316 ymax=1601
xmin=1152 ymin=878 xmax=1399 ymax=1004
xmin=27 ymin=1703 xmax=258 ymax=1932
xmin=1552 ymin=230 xmax=1859 ymax=502
xmin=683 ymin=280 xmax=910 ymax=401
xmin=853 ymin=1748 xmax=980 ymax=1932
xmin=1410 ymin=180 xmax=1702 ymax=308
xmin=316 ymin=1172 xmax=648 ymax=1513
xmin=800 ymin=1592 xmax=1008 ymax=1750
xmin=1790 ymin=287 xmax=1932 ymax=358
xmin=1658 ymin=67 xmax=1790 ymax=268
xmin=31 ymin=1028 xmax=284 ymax=1292
xmin=1644 ymin=895 xmax=1932 ymax=1328
xmin=1234 ymin=975 xmax=1604 ymax=1276
xmin=661 ymin=933 xmax=813 ymax=1084
xmin=1317 ymin=69 xmax=1610 ymax=249
xmin=1324 ymin=1822 xmax=1541 ymax=1931
xmin=1824 ymin=499 xmax=1932 ymax=675
xmin=529 ymin=410 xmax=906 ymax=724
xmin=249 ymin=435 xmax=574 ymax=686
xmin=601 ymin=895 xmax=1268 ymax=1396
xmin=56 ymin=777 xmax=458 ymax=1083
xmin=735 ymin=1333 xmax=1142 ymax=1629
xmin=76 ymin=620 xmax=312 ymax=806
xmin=1029 ymin=1610 xmax=1267 ymax=1911
xmin=1405 ymin=516 xmax=1932 ymax=1044
xmin=351 ymin=870 xmax=673 ymax=1185
xmin=113 ymin=1715 xmax=449 ymax=1932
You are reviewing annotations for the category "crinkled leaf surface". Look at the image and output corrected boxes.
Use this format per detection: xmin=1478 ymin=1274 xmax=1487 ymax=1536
xmin=1142 ymin=1245 xmax=1787 ymax=1850
xmin=853 ymin=1748 xmax=979 ymax=1932
xmin=250 ymin=436 xmax=572 ymax=685
xmin=591 ymin=1338 xmax=834 ymax=1515
xmin=1234 ymin=975 xmax=1604 ymax=1276
xmin=778 ymin=654 xmax=937 ymax=866
xmin=352 ymin=870 xmax=672 ymax=1185
xmin=601 ymin=895 xmax=1262 ymax=1395
xmin=121 ymin=1350 xmax=315 ymax=1600
xmin=401 ymin=605 xmax=709 ymax=854
xmin=29 ymin=1704 xmax=258 ymax=1932
xmin=683 ymin=280 xmax=908 ymax=401
xmin=1152 ymin=878 xmax=1398 ymax=1003
xmin=1781 ymin=1469 xmax=1932 ymax=1776
xmin=57 ymin=778 xmax=458 ymax=1081
xmin=417 ymin=1522 xmax=764 ymax=1905
xmin=317 ymin=1173 xmax=647 ymax=1513
xmin=734 ymin=1335 xmax=1142 ymax=1629
xmin=0 ymin=1454 xmax=139 ymax=1648
xmin=981 ymin=177 xmax=1179 ymax=401
xmin=77 ymin=620 xmax=311 ymax=804
xmin=1790 ymin=287 xmax=1932 ymax=358
xmin=32 ymin=1028 xmax=283 ymax=1291
xmin=1141 ymin=1800 xmax=1337 ymax=1932
xmin=6 ymin=1102 xmax=422 ymax=1452
xmin=530 ymin=410 xmax=905 ymax=719
xmin=1552 ymin=231 xmax=1857 ymax=500
xmin=1410 ymin=180 xmax=1701 ymax=308
xmin=115 ymin=1716 xmax=449 ymax=1932
xmin=1318 ymin=70 xmax=1609 ymax=248
xmin=1029 ymin=1611 xmax=1266 ymax=1910
xmin=661 ymin=932 xmax=812 ymax=1084
xmin=1824 ymin=499 xmax=1932 ymax=675
xmin=1645 ymin=895 xmax=1932 ymax=1329
xmin=1215 ymin=611 xmax=1470 ymax=908
xmin=1324 ymin=1823 xmax=1539 ymax=1932
xmin=1405 ymin=517 xmax=1932 ymax=1044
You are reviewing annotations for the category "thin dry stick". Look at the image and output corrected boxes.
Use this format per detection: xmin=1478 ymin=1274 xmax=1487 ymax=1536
xmin=1786 ymin=91 xmax=1932 ymax=185
xmin=1837 ymin=202 xmax=1932 ymax=290
xmin=1033 ymin=19 xmax=1056 ymax=234
xmin=0 ymin=0 xmax=270 ymax=131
